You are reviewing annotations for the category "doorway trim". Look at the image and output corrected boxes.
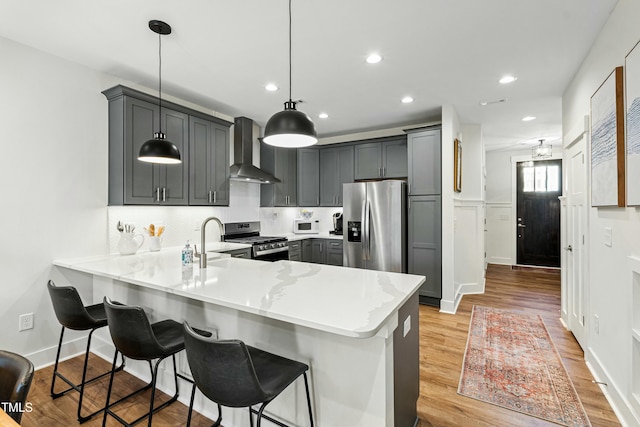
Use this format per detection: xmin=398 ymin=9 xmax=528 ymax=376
xmin=510 ymin=152 xmax=563 ymax=266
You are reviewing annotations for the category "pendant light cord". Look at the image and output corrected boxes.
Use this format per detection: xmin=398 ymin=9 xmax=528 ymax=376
xmin=158 ymin=31 xmax=163 ymax=133
xmin=288 ymin=0 xmax=292 ymax=103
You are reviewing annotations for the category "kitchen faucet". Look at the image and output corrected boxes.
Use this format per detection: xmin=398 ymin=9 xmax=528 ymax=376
xmin=200 ymin=216 xmax=223 ymax=269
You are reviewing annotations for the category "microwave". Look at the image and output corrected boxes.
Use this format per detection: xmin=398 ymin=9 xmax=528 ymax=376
xmin=293 ymin=218 xmax=320 ymax=234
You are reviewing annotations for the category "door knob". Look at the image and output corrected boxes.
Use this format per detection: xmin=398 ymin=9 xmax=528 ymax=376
xmin=564 ymin=245 xmax=573 ymax=251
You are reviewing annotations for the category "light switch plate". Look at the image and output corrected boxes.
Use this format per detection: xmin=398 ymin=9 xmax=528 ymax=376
xmin=604 ymin=227 xmax=612 ymax=247
xmin=403 ymin=315 xmax=411 ymax=337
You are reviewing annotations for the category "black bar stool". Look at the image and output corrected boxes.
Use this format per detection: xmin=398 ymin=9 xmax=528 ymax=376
xmin=47 ymin=280 xmax=125 ymax=423
xmin=102 ymin=297 xmax=209 ymax=427
xmin=0 ymin=350 xmax=34 ymax=424
xmin=183 ymin=322 xmax=314 ymax=427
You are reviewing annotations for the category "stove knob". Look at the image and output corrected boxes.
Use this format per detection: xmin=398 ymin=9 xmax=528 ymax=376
xmin=258 ymin=245 xmax=265 ymax=250
xmin=270 ymin=243 xmax=276 ymax=249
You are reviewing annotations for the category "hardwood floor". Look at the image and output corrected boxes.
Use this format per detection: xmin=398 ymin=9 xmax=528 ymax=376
xmin=21 ymin=264 xmax=619 ymax=426
xmin=417 ymin=264 xmax=620 ymax=427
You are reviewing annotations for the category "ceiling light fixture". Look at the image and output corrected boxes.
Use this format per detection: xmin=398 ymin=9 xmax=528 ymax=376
xmin=263 ymin=0 xmax=317 ymax=148
xmin=319 ymin=113 xmax=328 ymax=119
xmin=402 ymin=96 xmax=414 ymax=104
xmin=522 ymin=116 xmax=536 ymax=122
xmin=499 ymin=75 xmax=518 ymax=84
xmin=265 ymin=83 xmax=278 ymax=92
xmin=366 ymin=53 xmax=382 ymax=64
xmin=479 ymin=98 xmax=507 ymax=106
xmin=532 ymin=139 xmax=552 ymax=159
xmin=138 ymin=20 xmax=181 ymax=164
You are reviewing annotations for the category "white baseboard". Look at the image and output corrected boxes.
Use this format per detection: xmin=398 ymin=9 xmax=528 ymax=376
xmin=585 ymin=347 xmax=640 ymax=426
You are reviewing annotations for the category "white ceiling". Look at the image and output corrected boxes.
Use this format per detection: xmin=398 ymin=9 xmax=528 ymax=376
xmin=0 ymin=0 xmax=617 ymax=150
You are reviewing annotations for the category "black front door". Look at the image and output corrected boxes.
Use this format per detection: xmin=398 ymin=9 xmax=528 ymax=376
xmin=516 ymin=159 xmax=562 ymax=267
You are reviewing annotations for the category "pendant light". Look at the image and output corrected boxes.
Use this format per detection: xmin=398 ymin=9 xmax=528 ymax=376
xmin=532 ymin=139 xmax=552 ymax=159
xmin=263 ymin=0 xmax=318 ymax=148
xmin=138 ymin=20 xmax=181 ymax=164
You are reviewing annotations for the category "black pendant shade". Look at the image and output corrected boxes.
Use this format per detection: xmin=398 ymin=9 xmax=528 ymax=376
xmin=139 ymin=132 xmax=181 ymax=164
xmin=264 ymin=100 xmax=317 ymax=148
xmin=263 ymin=0 xmax=318 ymax=148
xmin=138 ymin=20 xmax=182 ymax=164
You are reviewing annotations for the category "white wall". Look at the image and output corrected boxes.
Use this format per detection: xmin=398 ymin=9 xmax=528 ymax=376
xmin=562 ymin=0 xmax=640 ymax=423
xmin=0 ymin=36 xmax=113 ymax=365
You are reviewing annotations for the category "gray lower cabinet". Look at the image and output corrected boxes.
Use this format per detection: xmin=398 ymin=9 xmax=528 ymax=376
xmin=320 ymin=146 xmax=354 ymax=206
xmin=325 ymin=239 xmax=344 ymax=266
xmin=407 ymin=128 xmax=441 ymax=196
xmin=355 ymin=137 xmax=408 ymax=180
xmin=310 ymin=239 xmax=326 ymax=264
xmin=302 ymin=240 xmax=312 ymax=262
xmin=288 ymin=240 xmax=302 ymax=261
xmin=408 ymin=195 xmax=442 ymax=305
xmin=297 ymin=148 xmax=320 ymax=206
xmin=222 ymin=248 xmax=252 ymax=259
xmin=261 ymin=145 xmax=297 ymax=207
xmin=189 ymin=117 xmax=230 ymax=206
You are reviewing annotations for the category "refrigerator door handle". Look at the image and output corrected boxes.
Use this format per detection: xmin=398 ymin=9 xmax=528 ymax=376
xmin=361 ymin=199 xmax=367 ymax=260
xmin=364 ymin=199 xmax=371 ymax=261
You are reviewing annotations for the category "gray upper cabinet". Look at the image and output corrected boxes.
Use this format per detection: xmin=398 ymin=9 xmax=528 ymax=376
xmin=189 ymin=117 xmax=230 ymax=206
xmin=113 ymin=95 xmax=189 ymax=205
xmin=104 ymin=85 xmax=232 ymax=206
xmin=260 ymin=145 xmax=297 ymax=207
xmin=320 ymin=145 xmax=354 ymax=206
xmin=354 ymin=137 xmax=407 ymax=180
xmin=408 ymin=195 xmax=442 ymax=301
xmin=407 ymin=128 xmax=441 ymax=196
xmin=297 ymin=148 xmax=320 ymax=207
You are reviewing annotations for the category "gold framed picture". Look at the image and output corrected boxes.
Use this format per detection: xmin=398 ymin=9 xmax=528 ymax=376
xmin=454 ymin=138 xmax=462 ymax=192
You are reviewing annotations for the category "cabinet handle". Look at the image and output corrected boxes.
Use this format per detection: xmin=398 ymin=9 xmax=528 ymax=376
xmin=208 ymin=191 xmax=213 ymax=204
xmin=408 ymin=183 xmax=411 ymax=194
xmin=408 ymin=198 xmax=411 ymax=210
xmin=379 ymin=167 xmax=382 ymax=177
xmin=156 ymin=187 xmax=160 ymax=202
xmin=382 ymin=167 xmax=386 ymax=177
xmin=162 ymin=187 xmax=166 ymax=202
xmin=213 ymin=191 xmax=217 ymax=203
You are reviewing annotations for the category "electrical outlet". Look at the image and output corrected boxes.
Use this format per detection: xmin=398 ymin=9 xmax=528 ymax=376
xmin=18 ymin=313 xmax=34 ymax=331
xmin=403 ymin=315 xmax=411 ymax=337
xmin=594 ymin=314 xmax=600 ymax=334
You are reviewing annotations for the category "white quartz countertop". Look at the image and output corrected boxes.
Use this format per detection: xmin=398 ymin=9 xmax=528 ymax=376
xmin=54 ymin=249 xmax=424 ymax=338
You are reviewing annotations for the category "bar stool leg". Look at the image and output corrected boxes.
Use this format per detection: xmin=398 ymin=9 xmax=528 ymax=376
xmin=303 ymin=372 xmax=314 ymax=427
xmin=102 ymin=349 xmax=119 ymax=427
xmin=50 ymin=326 xmax=66 ymax=397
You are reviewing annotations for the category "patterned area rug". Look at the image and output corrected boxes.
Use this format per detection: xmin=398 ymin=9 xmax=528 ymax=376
xmin=457 ymin=305 xmax=591 ymax=426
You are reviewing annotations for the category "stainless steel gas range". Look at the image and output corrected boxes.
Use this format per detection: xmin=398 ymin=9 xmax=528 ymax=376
xmin=223 ymin=222 xmax=289 ymax=261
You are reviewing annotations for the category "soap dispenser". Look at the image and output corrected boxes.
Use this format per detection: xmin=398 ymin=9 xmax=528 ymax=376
xmin=182 ymin=241 xmax=194 ymax=266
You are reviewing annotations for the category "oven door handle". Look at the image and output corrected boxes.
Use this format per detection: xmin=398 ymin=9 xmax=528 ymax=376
xmin=254 ymin=246 xmax=289 ymax=257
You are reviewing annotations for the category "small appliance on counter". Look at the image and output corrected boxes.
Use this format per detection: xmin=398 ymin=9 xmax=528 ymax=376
xmin=293 ymin=218 xmax=319 ymax=234
xmin=331 ymin=212 xmax=343 ymax=235
xmin=293 ymin=209 xmax=319 ymax=234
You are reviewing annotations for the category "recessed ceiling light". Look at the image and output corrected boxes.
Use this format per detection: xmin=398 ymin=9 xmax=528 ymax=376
xmin=522 ymin=116 xmax=536 ymax=121
xmin=499 ymin=75 xmax=518 ymax=84
xmin=479 ymin=98 xmax=507 ymax=106
xmin=401 ymin=96 xmax=414 ymax=104
xmin=265 ymin=83 xmax=278 ymax=92
xmin=366 ymin=53 xmax=382 ymax=64
xmin=319 ymin=113 xmax=329 ymax=119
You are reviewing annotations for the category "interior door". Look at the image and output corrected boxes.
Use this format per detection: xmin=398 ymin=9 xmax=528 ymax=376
xmin=516 ymin=159 xmax=562 ymax=267
xmin=566 ymin=137 xmax=588 ymax=349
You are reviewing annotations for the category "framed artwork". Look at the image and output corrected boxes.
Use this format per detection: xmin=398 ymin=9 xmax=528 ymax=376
xmin=626 ymin=41 xmax=640 ymax=205
xmin=590 ymin=66 xmax=625 ymax=207
xmin=454 ymin=138 xmax=462 ymax=192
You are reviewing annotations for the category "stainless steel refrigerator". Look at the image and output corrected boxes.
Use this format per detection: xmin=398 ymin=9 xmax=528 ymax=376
xmin=343 ymin=180 xmax=406 ymax=272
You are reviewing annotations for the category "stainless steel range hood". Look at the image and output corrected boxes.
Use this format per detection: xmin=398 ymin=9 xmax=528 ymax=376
xmin=229 ymin=116 xmax=280 ymax=184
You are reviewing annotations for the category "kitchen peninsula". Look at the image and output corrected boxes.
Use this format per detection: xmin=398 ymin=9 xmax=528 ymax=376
xmin=53 ymin=248 xmax=424 ymax=427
